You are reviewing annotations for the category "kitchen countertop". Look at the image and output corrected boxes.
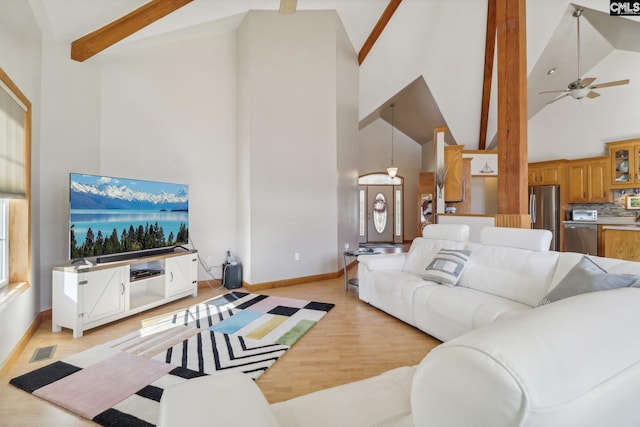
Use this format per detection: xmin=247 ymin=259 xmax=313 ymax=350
xmin=564 ymin=216 xmax=639 ymax=225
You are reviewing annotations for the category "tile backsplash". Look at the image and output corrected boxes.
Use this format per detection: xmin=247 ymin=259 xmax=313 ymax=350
xmin=571 ymin=190 xmax=637 ymax=217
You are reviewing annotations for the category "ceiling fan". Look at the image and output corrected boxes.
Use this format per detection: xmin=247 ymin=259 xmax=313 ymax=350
xmin=279 ymin=0 xmax=298 ymax=14
xmin=540 ymin=8 xmax=630 ymax=105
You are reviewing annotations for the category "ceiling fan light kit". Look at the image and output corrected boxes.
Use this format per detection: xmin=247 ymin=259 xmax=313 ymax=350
xmin=540 ymin=8 xmax=630 ymax=105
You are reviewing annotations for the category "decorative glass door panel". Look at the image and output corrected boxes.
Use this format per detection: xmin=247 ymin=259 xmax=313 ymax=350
xmin=372 ymin=193 xmax=387 ymax=233
xmin=367 ymin=186 xmax=393 ymax=242
xmin=613 ymin=147 xmax=631 ymax=185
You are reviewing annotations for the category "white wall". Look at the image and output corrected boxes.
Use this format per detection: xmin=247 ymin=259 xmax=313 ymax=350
xmin=39 ymin=39 xmax=101 ymax=309
xmin=97 ymin=28 xmax=237 ymax=283
xmin=358 ymin=118 xmax=422 ymax=240
xmin=237 ymin=11 xmax=358 ymax=284
xmin=236 ymin=14 xmax=252 ymax=283
xmin=471 ymin=177 xmax=498 ymax=214
xmin=336 ymin=17 xmax=361 ymax=258
xmin=0 ymin=0 xmax=42 ymax=367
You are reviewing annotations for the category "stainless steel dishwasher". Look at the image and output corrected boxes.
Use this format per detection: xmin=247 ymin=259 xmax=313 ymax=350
xmin=564 ymin=222 xmax=598 ymax=255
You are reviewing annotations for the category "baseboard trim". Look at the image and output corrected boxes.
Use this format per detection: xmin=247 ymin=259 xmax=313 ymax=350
xmin=197 ymin=264 xmax=353 ymax=292
xmin=197 ymin=279 xmax=223 ymax=289
xmin=246 ymin=270 xmax=341 ymax=292
xmin=0 ymin=311 xmax=45 ymax=379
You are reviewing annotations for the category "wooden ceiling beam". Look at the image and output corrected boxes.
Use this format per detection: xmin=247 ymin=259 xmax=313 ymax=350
xmin=478 ymin=0 xmax=496 ymax=151
xmin=71 ymin=0 xmax=193 ymax=62
xmin=279 ymin=0 xmax=298 ymax=15
xmin=358 ymin=0 xmax=403 ymax=65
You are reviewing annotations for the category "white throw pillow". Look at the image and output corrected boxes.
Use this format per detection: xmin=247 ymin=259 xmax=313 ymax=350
xmin=403 ymin=238 xmax=465 ymax=276
xmin=423 ymin=249 xmax=472 ymax=286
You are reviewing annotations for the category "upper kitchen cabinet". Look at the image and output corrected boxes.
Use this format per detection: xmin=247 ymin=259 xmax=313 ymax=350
xmin=444 ymin=145 xmax=464 ymax=202
xmin=528 ymin=160 xmax=567 ymax=186
xmin=608 ymin=139 xmax=640 ymax=189
xmin=568 ymin=156 xmax=610 ymax=203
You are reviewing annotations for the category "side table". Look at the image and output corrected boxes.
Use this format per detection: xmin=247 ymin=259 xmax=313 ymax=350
xmin=343 ymin=249 xmax=379 ymax=291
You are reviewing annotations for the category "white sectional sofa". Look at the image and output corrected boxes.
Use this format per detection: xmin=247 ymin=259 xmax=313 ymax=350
xmin=159 ymin=289 xmax=640 ymax=427
xmin=158 ymin=225 xmax=640 ymax=426
xmin=358 ymin=224 xmax=640 ymax=341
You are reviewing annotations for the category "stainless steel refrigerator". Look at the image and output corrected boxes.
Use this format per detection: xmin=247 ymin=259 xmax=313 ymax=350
xmin=528 ymin=185 xmax=560 ymax=251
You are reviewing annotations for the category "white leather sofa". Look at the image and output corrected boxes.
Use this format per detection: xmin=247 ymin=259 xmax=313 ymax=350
xmin=158 ymin=225 xmax=640 ymax=426
xmin=357 ymin=224 xmax=639 ymax=341
xmin=158 ymin=288 xmax=640 ymax=427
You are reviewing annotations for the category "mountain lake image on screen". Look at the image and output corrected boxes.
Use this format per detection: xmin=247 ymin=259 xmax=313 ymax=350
xmin=69 ymin=173 xmax=189 ymax=260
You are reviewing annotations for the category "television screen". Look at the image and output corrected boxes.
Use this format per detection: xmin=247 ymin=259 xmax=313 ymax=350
xmin=69 ymin=173 xmax=189 ymax=261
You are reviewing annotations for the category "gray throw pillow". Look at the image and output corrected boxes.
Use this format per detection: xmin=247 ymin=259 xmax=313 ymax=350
xmin=539 ymin=256 xmax=640 ymax=306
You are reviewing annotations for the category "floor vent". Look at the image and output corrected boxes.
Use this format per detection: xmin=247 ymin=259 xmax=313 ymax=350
xmin=30 ymin=345 xmax=57 ymax=363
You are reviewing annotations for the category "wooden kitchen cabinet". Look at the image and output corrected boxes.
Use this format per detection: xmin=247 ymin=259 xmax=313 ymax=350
xmin=603 ymin=228 xmax=640 ymax=261
xmin=444 ymin=145 xmax=464 ymax=202
xmin=528 ymin=160 xmax=566 ymax=186
xmin=607 ymin=138 xmax=640 ymax=188
xmin=567 ymin=156 xmax=610 ymax=203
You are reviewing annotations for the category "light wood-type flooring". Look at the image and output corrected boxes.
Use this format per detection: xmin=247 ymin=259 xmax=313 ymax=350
xmin=0 ymin=272 xmax=440 ymax=426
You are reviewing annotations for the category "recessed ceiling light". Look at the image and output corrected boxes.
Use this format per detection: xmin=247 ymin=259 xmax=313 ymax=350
xmin=547 ymin=67 xmax=557 ymax=75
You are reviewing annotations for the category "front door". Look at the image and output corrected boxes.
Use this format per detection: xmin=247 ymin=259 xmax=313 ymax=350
xmin=367 ymin=185 xmax=394 ymax=243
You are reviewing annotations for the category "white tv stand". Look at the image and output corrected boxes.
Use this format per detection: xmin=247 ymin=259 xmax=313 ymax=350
xmin=52 ymin=249 xmax=198 ymax=338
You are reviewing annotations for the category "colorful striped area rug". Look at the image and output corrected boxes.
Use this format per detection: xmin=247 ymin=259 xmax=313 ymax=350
xmin=10 ymin=292 xmax=334 ymax=426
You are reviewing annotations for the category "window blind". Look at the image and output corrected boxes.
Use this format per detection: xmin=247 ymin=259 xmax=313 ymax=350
xmin=0 ymin=80 xmax=26 ymax=199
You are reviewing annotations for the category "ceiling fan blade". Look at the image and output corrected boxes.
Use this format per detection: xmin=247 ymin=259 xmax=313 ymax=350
xmin=546 ymin=93 xmax=570 ymax=105
xmin=586 ymin=91 xmax=600 ymax=99
xmin=580 ymin=77 xmax=596 ymax=87
xmin=539 ymin=90 xmax=568 ymax=94
xmin=279 ymin=0 xmax=297 ymax=14
xmin=590 ymin=79 xmax=630 ymax=89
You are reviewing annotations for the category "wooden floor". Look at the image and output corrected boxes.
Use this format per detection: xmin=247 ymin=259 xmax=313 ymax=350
xmin=0 ymin=270 xmax=439 ymax=426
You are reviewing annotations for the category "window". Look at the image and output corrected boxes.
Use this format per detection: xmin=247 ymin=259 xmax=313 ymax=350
xmin=0 ymin=76 xmax=27 ymax=198
xmin=0 ymin=66 xmax=31 ymax=297
xmin=359 ymin=189 xmax=365 ymax=237
xmin=0 ymin=199 xmax=7 ymax=289
xmin=395 ymin=188 xmax=402 ymax=237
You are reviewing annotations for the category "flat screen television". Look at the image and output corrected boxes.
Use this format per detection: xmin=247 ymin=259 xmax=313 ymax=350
xmin=69 ymin=173 xmax=189 ymax=263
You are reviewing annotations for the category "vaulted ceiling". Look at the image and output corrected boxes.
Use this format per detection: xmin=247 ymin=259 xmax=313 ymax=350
xmin=28 ymin=0 xmax=389 ymax=58
xmin=26 ymin=0 xmax=640 ymax=148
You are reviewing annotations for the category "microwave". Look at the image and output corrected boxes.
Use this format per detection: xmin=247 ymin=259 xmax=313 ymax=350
xmin=626 ymin=195 xmax=640 ymax=210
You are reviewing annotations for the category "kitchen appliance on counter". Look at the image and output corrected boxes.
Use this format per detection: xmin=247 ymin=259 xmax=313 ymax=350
xmin=528 ymin=185 xmax=560 ymax=251
xmin=572 ymin=209 xmax=598 ymax=222
xmin=564 ymin=209 xmax=598 ymax=255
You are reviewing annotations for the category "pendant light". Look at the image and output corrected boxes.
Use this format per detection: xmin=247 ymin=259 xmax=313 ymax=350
xmin=387 ymin=103 xmax=398 ymax=178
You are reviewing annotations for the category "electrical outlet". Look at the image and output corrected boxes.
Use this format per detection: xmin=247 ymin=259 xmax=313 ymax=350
xmin=344 ymin=243 xmax=349 ymax=250
xmin=294 ymin=253 xmax=300 ymax=261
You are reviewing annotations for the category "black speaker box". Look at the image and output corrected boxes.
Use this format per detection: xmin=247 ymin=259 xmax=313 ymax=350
xmin=223 ymin=262 xmax=243 ymax=289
